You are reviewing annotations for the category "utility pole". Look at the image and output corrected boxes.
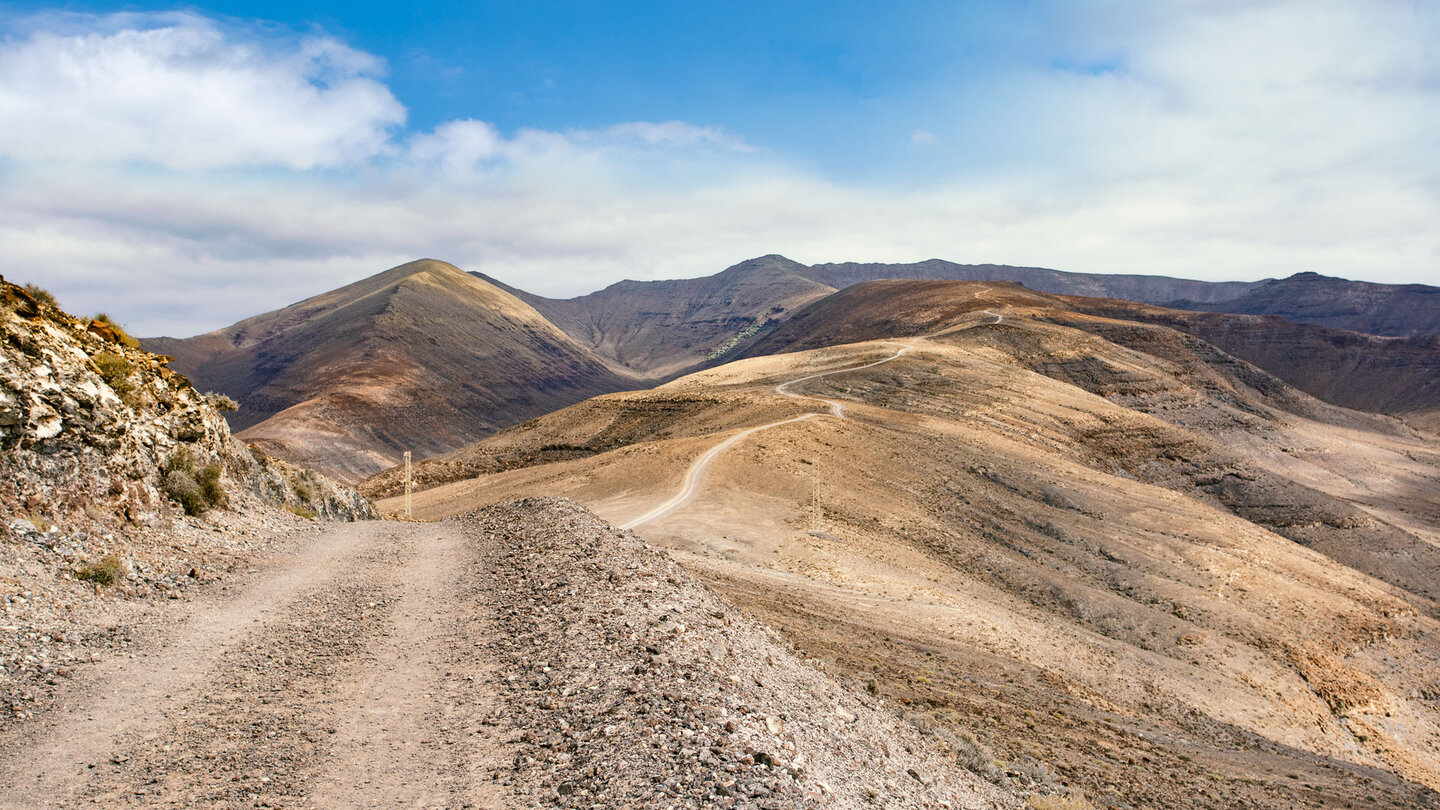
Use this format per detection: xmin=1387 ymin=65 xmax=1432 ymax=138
xmin=403 ymin=450 xmax=413 ymax=518
xmin=811 ymin=461 xmax=821 ymax=532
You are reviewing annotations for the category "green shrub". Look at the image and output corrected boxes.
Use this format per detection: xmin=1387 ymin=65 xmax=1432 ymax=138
xmin=165 ymin=469 xmax=207 ymax=515
xmin=22 ymin=283 xmax=57 ymax=308
xmin=199 ymin=463 xmax=226 ymax=508
xmin=285 ymin=504 xmax=317 ymax=520
xmin=205 ymin=392 xmax=239 ymax=412
xmin=92 ymin=351 xmax=136 ymax=403
xmin=90 ymin=313 xmax=141 ymax=348
xmin=76 ymin=553 xmax=126 ymax=586
xmin=162 ymin=451 xmax=227 ymax=515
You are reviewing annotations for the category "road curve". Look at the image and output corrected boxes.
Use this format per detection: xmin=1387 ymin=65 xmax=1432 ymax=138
xmin=621 ymin=342 xmax=913 ymax=530
xmin=622 ymin=305 xmax=1007 ymax=531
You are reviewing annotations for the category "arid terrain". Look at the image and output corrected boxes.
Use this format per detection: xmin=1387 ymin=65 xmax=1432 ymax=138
xmin=376 ymin=281 xmax=1440 ymax=809
xmin=148 ymin=260 xmax=637 ymax=481
xmin=152 ymin=256 xmax=1440 ymax=483
xmin=10 ymin=265 xmax=1440 ymax=809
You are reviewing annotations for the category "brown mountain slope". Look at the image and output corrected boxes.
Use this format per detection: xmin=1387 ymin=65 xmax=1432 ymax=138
xmin=1169 ymin=271 xmax=1440 ymax=337
xmin=488 ymin=255 xmax=1440 ymax=386
xmin=732 ymin=279 xmax=1440 ymax=428
xmin=803 ymin=258 xmax=1256 ymax=303
xmin=480 ymin=254 xmax=837 ymax=378
xmin=147 ymin=260 xmax=635 ymax=481
xmin=367 ymin=302 xmax=1440 ymax=809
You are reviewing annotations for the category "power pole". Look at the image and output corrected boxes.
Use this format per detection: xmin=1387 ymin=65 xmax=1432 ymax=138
xmin=811 ymin=461 xmax=821 ymax=532
xmin=403 ymin=450 xmax=413 ymax=518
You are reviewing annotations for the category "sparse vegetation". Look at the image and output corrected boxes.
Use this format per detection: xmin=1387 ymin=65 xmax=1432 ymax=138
xmin=707 ymin=319 xmax=768 ymax=360
xmin=75 ymin=553 xmax=126 ymax=586
xmin=1027 ymin=794 xmax=1097 ymax=810
xmin=89 ymin=313 xmax=141 ymax=348
xmin=285 ymin=504 xmax=317 ymax=519
xmin=162 ymin=450 xmax=227 ymax=515
xmin=292 ymin=472 xmax=318 ymax=504
xmin=22 ymin=510 xmax=53 ymax=533
xmin=205 ymin=392 xmax=240 ymax=412
xmin=22 ymin=283 xmax=57 ymax=308
xmin=92 ymin=351 xmax=137 ymax=403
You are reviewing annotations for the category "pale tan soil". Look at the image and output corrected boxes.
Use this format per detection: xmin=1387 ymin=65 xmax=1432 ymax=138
xmin=1 ymin=507 xmax=1017 ymax=809
xmin=0 ymin=521 xmax=510 ymax=809
xmin=385 ymin=308 xmax=1440 ymax=809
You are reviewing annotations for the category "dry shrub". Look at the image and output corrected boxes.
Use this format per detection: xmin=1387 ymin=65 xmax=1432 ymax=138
xmin=92 ymin=351 xmax=136 ymax=402
xmin=76 ymin=553 xmax=126 ymax=586
xmin=1027 ymin=794 xmax=1097 ymax=810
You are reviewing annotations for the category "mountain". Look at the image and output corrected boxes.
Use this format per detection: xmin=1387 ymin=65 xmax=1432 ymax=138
xmin=803 ymin=258 xmax=1256 ymax=303
xmin=147 ymin=260 xmax=635 ymax=481
xmin=730 ymin=279 xmax=1440 ymax=429
xmin=364 ymin=282 xmax=1440 ymax=808
xmin=1168 ymin=272 xmax=1440 ymax=337
xmin=490 ymin=255 xmax=1440 ymax=385
xmin=477 ymin=254 xmax=837 ymax=378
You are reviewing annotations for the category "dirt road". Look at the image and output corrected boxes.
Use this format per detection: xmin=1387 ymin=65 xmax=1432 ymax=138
xmin=0 ymin=521 xmax=508 ymax=809
xmin=622 ymin=304 xmax=1006 ymax=530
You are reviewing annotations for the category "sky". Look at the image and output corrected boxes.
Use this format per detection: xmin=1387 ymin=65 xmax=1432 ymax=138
xmin=1 ymin=1 xmax=1436 ymax=337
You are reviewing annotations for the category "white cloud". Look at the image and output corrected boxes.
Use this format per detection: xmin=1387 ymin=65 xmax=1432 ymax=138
xmin=0 ymin=12 xmax=404 ymax=170
xmin=909 ymin=129 xmax=938 ymax=148
xmin=2 ymin=3 xmax=1437 ymax=338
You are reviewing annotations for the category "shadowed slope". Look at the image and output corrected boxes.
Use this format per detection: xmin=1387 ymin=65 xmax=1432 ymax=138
xmin=1168 ymin=272 xmax=1440 ymax=337
xmin=481 ymin=254 xmax=837 ymax=378
xmin=148 ymin=260 xmax=635 ymax=481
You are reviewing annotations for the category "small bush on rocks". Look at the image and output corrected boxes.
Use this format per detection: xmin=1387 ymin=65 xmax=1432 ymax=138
xmin=162 ymin=450 xmax=228 ymax=515
xmin=22 ymin=283 xmax=57 ymax=308
xmin=93 ymin=351 xmax=136 ymax=403
xmin=76 ymin=553 xmax=126 ymax=586
xmin=90 ymin=313 xmax=141 ymax=348
xmin=205 ymin=392 xmax=239 ymax=412
xmin=165 ymin=469 xmax=207 ymax=515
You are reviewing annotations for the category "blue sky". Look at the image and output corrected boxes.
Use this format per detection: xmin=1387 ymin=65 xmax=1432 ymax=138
xmin=1 ymin=1 xmax=1437 ymax=335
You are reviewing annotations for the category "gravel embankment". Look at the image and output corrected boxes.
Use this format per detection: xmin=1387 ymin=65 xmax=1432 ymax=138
xmin=473 ymin=497 xmax=1019 ymax=809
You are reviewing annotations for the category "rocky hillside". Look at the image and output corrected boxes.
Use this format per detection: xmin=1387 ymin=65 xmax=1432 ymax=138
xmin=475 ymin=497 xmax=1025 ymax=809
xmin=0 ymin=276 xmax=372 ymax=718
xmin=488 ymin=254 xmax=837 ymax=379
xmin=1169 ymin=272 xmax=1440 ymax=337
xmin=148 ymin=260 xmax=637 ymax=481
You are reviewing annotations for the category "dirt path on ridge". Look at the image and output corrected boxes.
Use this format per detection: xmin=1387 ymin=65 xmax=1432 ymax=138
xmin=622 ymin=305 xmax=1004 ymax=531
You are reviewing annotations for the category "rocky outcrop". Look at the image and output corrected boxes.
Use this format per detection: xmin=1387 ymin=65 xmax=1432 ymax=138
xmin=0 ymin=276 xmax=372 ymax=535
xmin=1 ymin=275 xmax=374 ymax=721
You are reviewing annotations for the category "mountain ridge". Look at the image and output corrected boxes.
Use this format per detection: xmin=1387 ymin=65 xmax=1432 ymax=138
xmin=148 ymin=259 xmax=637 ymax=481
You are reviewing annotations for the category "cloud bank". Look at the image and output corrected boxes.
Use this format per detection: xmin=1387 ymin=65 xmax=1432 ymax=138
xmin=0 ymin=3 xmax=1436 ymax=337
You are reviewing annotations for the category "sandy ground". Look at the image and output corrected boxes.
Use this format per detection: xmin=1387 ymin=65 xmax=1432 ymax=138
xmin=0 ymin=521 xmax=509 ymax=809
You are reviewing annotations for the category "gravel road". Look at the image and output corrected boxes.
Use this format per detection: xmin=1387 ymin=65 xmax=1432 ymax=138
xmin=0 ymin=520 xmax=508 ymax=809
xmin=0 ymin=502 xmax=1016 ymax=809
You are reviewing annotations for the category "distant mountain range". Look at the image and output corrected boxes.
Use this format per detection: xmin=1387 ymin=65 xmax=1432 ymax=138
xmin=146 ymin=255 xmax=1440 ymax=478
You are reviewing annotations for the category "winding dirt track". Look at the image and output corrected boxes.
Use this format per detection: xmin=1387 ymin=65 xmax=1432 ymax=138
xmin=621 ymin=306 xmax=1004 ymax=531
xmin=620 ymin=341 xmax=915 ymax=530
xmin=0 ymin=521 xmax=508 ymax=809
